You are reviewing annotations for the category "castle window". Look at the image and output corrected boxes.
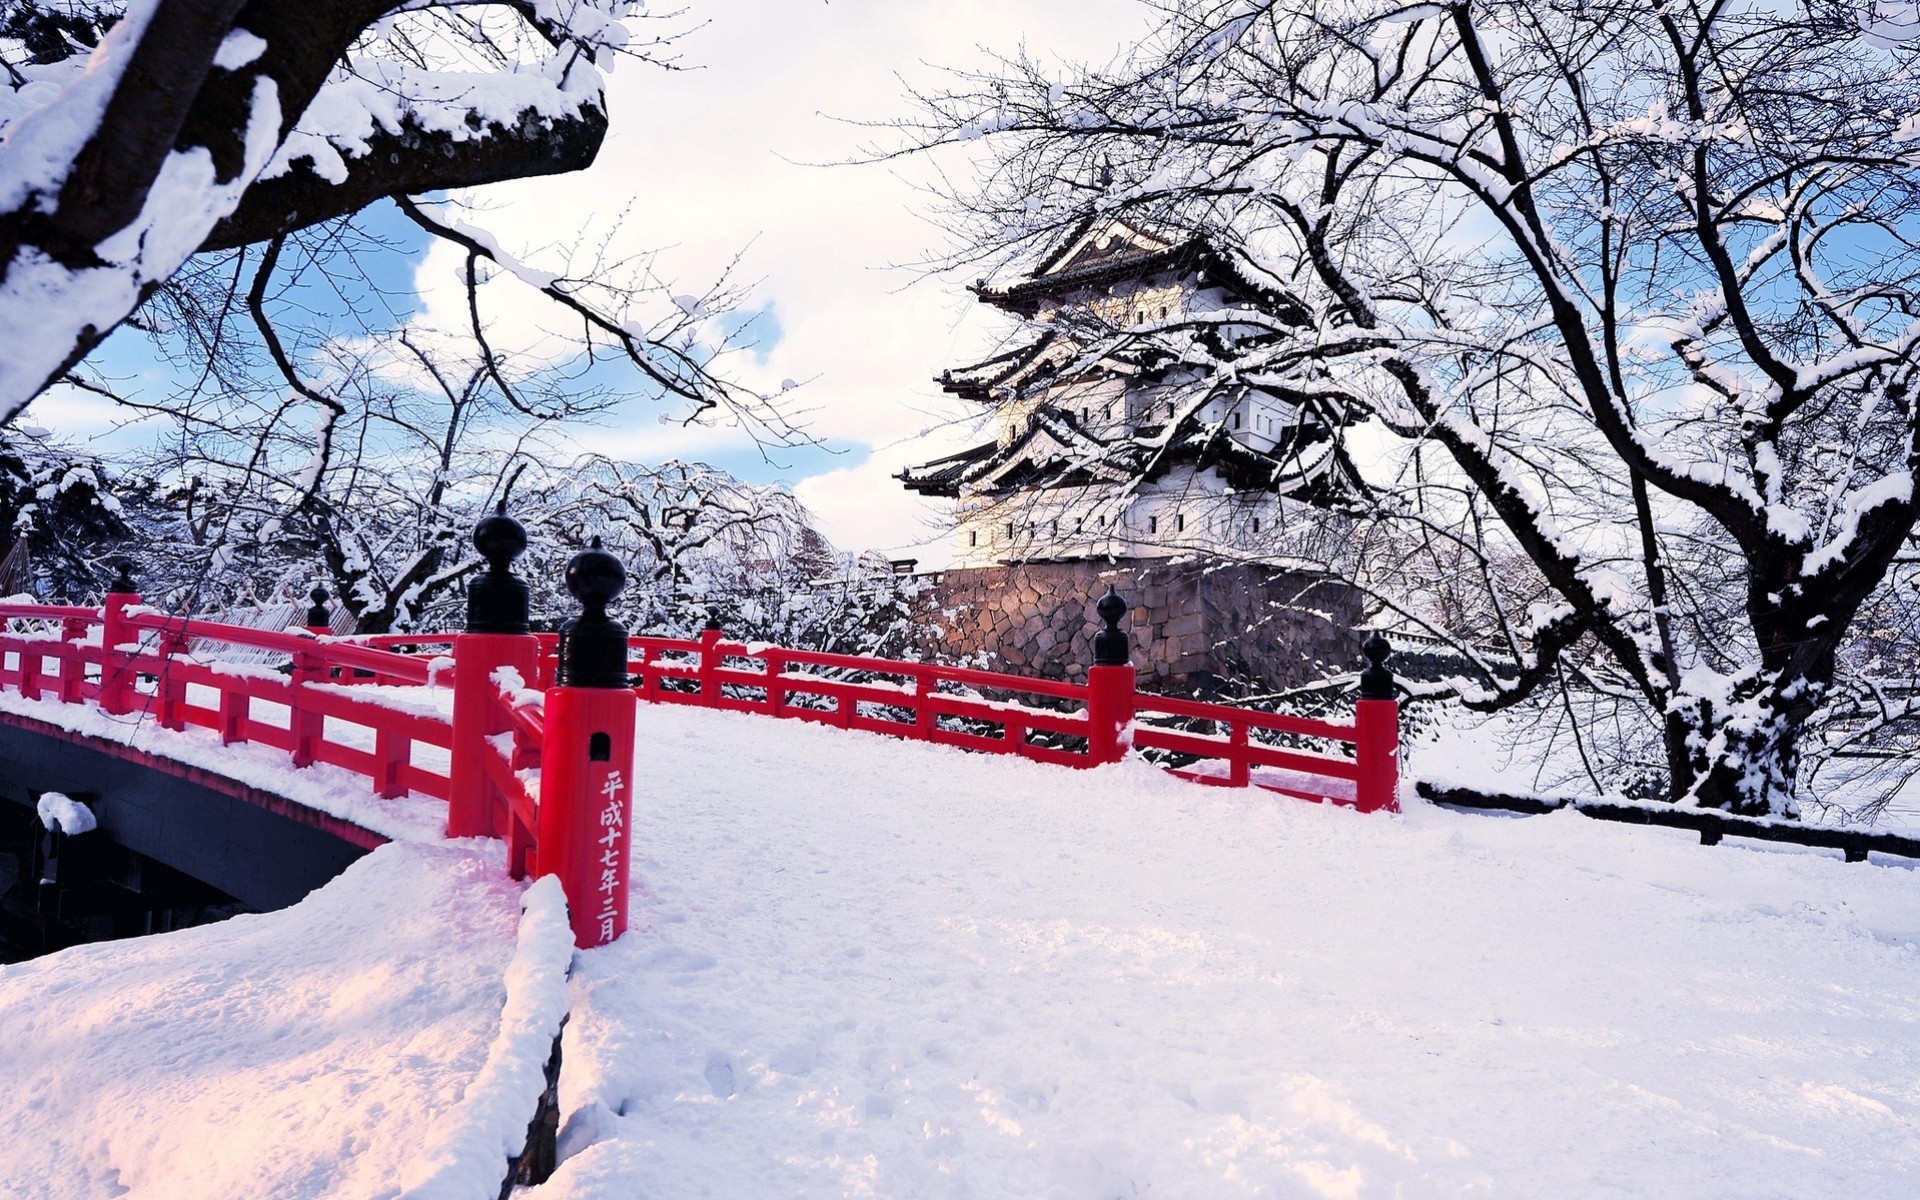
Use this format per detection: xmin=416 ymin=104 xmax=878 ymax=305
xmin=1232 ymin=411 xmax=1242 ymax=429
xmin=1148 ymin=515 xmax=1160 ymax=534
xmin=1075 ymin=518 xmax=1085 ymax=533
xmin=1159 ymin=306 xmax=1167 ymax=319
xmin=1175 ymin=513 xmax=1186 ymax=533
xmin=1252 ymin=517 xmax=1262 ymax=533
xmin=1050 ymin=519 xmax=1059 ymax=536
xmin=969 ymin=530 xmax=978 ymax=547
xmin=1005 ymin=523 xmax=1015 ymax=539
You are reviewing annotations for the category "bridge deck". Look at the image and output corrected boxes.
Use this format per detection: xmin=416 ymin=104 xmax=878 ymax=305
xmin=0 ymin=841 xmax=549 ymax=1200
xmin=534 ymin=703 xmax=1920 ymax=1200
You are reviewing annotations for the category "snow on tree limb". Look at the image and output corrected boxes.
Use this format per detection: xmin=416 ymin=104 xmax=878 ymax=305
xmin=0 ymin=0 xmax=637 ymax=424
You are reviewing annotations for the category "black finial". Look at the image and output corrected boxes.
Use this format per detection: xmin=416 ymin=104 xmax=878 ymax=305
xmin=1092 ymin=585 xmax=1130 ymax=666
xmin=703 ymin=608 xmax=723 ymax=633
xmin=108 ymin=558 xmax=136 ymax=595
xmin=557 ymin=536 xmax=629 ymax=688
xmin=1359 ymin=632 xmax=1395 ymax=700
xmin=466 ymin=503 xmax=530 ymax=634
xmin=305 ymin=585 xmax=331 ymax=629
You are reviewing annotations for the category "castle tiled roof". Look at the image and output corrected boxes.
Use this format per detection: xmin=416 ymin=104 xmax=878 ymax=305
xmin=970 ymin=216 xmax=1308 ymax=325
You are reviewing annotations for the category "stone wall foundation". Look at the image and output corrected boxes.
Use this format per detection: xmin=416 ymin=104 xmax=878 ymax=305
xmin=915 ymin=559 xmax=1362 ymax=695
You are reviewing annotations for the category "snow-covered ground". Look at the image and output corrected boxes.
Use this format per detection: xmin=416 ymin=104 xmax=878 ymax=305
xmin=0 ymin=842 xmax=532 ymax=1200
xmin=537 ymin=704 xmax=1920 ymax=1199
xmin=3 ymin=691 xmax=1918 ymax=1198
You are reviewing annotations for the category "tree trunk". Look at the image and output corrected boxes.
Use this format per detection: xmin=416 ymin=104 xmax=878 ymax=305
xmin=1668 ymin=671 xmax=1826 ymax=817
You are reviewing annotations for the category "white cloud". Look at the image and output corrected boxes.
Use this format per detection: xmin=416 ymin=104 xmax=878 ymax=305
xmin=420 ymin=0 xmax=1152 ymax=553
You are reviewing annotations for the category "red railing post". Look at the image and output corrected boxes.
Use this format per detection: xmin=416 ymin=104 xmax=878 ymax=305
xmin=288 ymin=639 xmax=322 ymax=767
xmin=374 ymin=728 xmax=408 ymax=798
xmin=1228 ymin=719 xmax=1250 ymax=788
xmin=1087 ymin=664 xmax=1135 ymax=764
xmin=699 ymin=618 xmax=722 ymax=706
xmin=538 ymin=540 xmax=637 ymax=948
xmin=58 ymin=616 xmax=87 ymax=702
xmin=1086 ymin=586 xmax=1136 ymax=766
xmin=155 ymin=629 xmax=188 ymax=731
xmin=450 ymin=510 xmax=539 ymax=840
xmin=763 ymin=649 xmax=784 ymax=716
xmin=17 ymin=633 xmax=38 ymax=699
xmin=914 ymin=666 xmax=937 ymax=738
xmin=1353 ymin=634 xmax=1400 ymax=813
xmin=100 ymin=563 xmax=141 ymax=716
xmin=218 ymin=685 xmax=246 ymax=745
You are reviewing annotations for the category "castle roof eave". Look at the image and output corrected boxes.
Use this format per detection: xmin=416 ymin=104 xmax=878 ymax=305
xmin=972 ymin=234 xmax=1308 ymax=326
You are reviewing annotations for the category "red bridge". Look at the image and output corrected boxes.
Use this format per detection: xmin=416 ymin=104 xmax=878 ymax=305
xmin=0 ymin=513 xmax=1399 ymax=951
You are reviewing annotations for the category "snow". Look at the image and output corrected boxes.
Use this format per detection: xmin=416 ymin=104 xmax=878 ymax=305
xmin=399 ymin=876 xmax=575 ymax=1200
xmin=1802 ymin=471 xmax=1915 ymax=577
xmin=3 ymin=671 xmax=1918 ymax=1196
xmin=533 ymin=703 xmax=1920 ymax=1199
xmin=0 ymin=841 xmax=536 ymax=1200
xmin=214 ymin=30 xmax=269 ymax=71
xmin=35 ymin=789 xmax=96 ymax=835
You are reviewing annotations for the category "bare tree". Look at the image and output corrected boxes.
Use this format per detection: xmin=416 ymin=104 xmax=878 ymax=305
xmin=514 ymin=456 xmax=826 ymax=630
xmin=4 ymin=3 xmax=807 ymax=625
xmin=895 ymin=0 xmax=1920 ymax=815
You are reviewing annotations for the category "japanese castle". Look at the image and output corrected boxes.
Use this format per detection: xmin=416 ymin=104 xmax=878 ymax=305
xmin=899 ymin=217 xmax=1355 ymax=568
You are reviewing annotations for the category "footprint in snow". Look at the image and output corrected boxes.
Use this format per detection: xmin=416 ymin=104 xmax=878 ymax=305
xmin=703 ymin=1051 xmax=736 ymax=1098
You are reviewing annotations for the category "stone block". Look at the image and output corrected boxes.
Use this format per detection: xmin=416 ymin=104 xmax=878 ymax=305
xmin=1164 ymin=613 xmax=1205 ymax=640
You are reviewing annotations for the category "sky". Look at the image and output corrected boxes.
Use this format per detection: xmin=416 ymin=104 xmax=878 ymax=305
xmin=439 ymin=0 xmax=1159 ymax=564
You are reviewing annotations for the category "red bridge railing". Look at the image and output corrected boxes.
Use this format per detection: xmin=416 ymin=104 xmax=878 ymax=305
xmin=493 ymin=628 xmax=1398 ymax=811
xmin=0 ymin=529 xmax=1400 ymax=948
xmin=0 ymin=600 xmax=456 ymax=801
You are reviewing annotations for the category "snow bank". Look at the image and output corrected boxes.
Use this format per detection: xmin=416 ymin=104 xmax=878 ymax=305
xmin=530 ymin=703 xmax=1920 ymax=1199
xmin=399 ymin=876 xmax=575 ymax=1200
xmin=34 ymin=789 xmax=95 ymax=834
xmin=0 ymin=842 xmax=526 ymax=1200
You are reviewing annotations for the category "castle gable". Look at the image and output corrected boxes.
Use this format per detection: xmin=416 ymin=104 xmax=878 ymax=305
xmin=1035 ymin=218 xmax=1175 ymax=278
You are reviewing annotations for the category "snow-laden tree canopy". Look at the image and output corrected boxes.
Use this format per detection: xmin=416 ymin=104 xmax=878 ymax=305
xmin=900 ymin=0 xmax=1920 ymax=814
xmin=0 ymin=0 xmax=646 ymax=424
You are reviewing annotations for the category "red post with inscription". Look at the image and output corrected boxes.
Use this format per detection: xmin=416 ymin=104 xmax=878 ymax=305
xmin=449 ymin=506 xmax=541 ymax=840
xmin=1353 ymin=634 xmax=1401 ymax=814
xmin=537 ymin=538 xmax=638 ymax=948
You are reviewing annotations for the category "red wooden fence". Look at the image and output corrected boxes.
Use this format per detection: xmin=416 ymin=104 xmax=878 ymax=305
xmin=570 ymin=627 xmax=1394 ymax=811
xmin=0 ymin=591 xmax=1399 ymax=943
